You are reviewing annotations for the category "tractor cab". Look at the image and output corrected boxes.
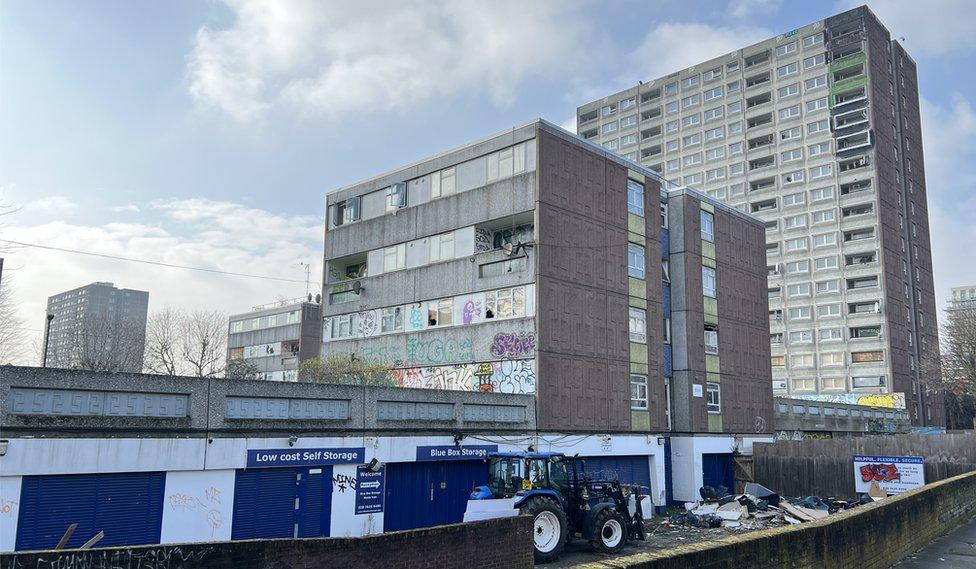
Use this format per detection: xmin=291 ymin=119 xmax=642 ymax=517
xmin=485 ymin=451 xmax=574 ymax=503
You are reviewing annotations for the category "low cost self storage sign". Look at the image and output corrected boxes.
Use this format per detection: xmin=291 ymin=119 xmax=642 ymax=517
xmin=246 ymin=447 xmax=365 ymax=468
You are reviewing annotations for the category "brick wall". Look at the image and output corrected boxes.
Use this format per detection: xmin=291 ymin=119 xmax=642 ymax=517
xmin=2 ymin=516 xmax=534 ymax=569
xmin=573 ymin=470 xmax=976 ymax=569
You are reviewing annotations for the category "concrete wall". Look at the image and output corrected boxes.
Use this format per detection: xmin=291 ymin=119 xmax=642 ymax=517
xmin=0 ymin=365 xmax=537 ymax=435
xmin=577 ymin=470 xmax=976 ymax=569
xmin=1 ymin=516 xmax=534 ymax=569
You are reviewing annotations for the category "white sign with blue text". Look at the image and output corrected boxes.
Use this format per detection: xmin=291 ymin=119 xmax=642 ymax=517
xmin=246 ymin=447 xmax=365 ymax=468
xmin=853 ymin=455 xmax=925 ymax=494
xmin=415 ymin=445 xmax=498 ymax=461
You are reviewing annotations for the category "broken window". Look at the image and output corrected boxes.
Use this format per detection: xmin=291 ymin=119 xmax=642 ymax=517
xmin=381 ymin=307 xmax=403 ymax=333
xmin=427 ymin=299 xmax=453 ymax=327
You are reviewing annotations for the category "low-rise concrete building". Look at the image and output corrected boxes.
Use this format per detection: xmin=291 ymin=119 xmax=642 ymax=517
xmin=323 ymin=119 xmax=773 ymax=502
xmin=773 ymin=396 xmax=911 ymax=439
xmin=226 ymin=298 xmax=322 ymax=381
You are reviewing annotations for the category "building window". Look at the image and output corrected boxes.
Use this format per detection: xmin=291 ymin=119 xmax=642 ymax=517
xmin=706 ymin=383 xmax=721 ymax=413
xmin=627 ymin=180 xmax=644 ymax=216
xmin=230 ymin=321 xmax=243 ymax=333
xmin=386 ymin=182 xmax=407 ymax=210
xmin=629 ymin=307 xmax=647 ymax=343
xmin=704 ymin=326 xmax=718 ymax=355
xmin=628 ymin=244 xmax=646 ymax=278
xmin=428 ymin=299 xmax=453 ymax=327
xmin=380 ymin=307 xmax=403 ymax=333
xmin=383 ymin=243 xmax=407 ymax=272
xmin=430 ymin=167 xmax=456 ymax=198
xmin=852 ymin=350 xmax=884 ymax=363
xmin=700 ymin=210 xmax=715 ymax=242
xmin=661 ymin=204 xmax=669 ymax=228
xmin=771 ymin=355 xmax=785 ymax=367
xmin=631 ymin=375 xmax=649 ymax=410
xmin=663 ymin=317 xmax=672 ymax=344
xmin=702 ymin=266 xmax=716 ymax=298
xmin=332 ymin=314 xmax=354 ymax=339
xmin=428 ymin=232 xmax=455 ymax=263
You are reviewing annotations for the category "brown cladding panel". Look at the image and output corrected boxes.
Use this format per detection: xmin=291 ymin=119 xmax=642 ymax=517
xmin=536 ymin=130 xmax=633 ymax=431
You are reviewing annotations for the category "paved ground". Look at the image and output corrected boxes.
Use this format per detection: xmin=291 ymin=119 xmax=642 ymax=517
xmin=892 ymin=515 xmax=976 ymax=568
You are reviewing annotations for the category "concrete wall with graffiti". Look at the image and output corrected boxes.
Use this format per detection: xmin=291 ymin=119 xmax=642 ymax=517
xmin=325 ymin=317 xmax=538 ymax=394
xmin=792 ymin=392 xmax=906 ymax=409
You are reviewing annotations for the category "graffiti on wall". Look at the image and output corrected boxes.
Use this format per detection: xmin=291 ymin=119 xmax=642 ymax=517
xmin=167 ymin=486 xmax=224 ymax=538
xmin=792 ymin=392 xmax=906 ymax=409
xmin=489 ymin=333 xmax=536 ymax=358
xmin=474 ymin=227 xmax=493 ymax=252
xmin=775 ymin=430 xmax=834 ymax=441
xmin=408 ymin=305 xmax=425 ymax=331
xmin=358 ymin=310 xmax=378 ymax=338
xmin=406 ymin=338 xmax=474 ymax=365
xmin=392 ymin=359 xmax=536 ymax=394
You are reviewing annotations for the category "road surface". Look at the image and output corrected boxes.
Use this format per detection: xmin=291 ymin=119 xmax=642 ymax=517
xmin=893 ymin=515 xmax=976 ymax=568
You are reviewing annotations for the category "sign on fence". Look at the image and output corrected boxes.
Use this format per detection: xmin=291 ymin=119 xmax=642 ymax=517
xmin=853 ymin=455 xmax=925 ymax=494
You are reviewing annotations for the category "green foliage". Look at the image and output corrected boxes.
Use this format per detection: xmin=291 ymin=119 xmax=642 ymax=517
xmin=298 ymin=354 xmax=395 ymax=387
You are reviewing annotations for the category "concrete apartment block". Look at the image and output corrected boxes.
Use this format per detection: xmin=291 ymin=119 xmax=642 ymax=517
xmin=321 ymin=119 xmax=772 ymax=438
xmin=227 ymin=299 xmax=322 ymax=381
xmin=43 ymin=281 xmax=149 ymax=372
xmin=578 ymin=5 xmax=942 ymax=426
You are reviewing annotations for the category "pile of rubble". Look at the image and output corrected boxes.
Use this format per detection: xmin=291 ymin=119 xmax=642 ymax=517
xmin=664 ymin=482 xmax=886 ymax=531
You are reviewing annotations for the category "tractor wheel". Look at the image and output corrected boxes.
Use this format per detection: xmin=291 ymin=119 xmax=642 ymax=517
xmin=519 ymin=496 xmax=568 ymax=564
xmin=589 ymin=508 xmax=628 ymax=555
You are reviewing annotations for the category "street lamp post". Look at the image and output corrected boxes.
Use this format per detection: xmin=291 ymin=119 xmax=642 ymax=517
xmin=41 ymin=313 xmax=55 ymax=367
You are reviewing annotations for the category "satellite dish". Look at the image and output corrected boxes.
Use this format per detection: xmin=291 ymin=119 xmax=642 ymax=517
xmin=502 ymin=242 xmax=514 ymax=256
xmin=353 ymin=280 xmax=364 ymax=294
xmin=315 ymin=293 xmax=322 ymax=303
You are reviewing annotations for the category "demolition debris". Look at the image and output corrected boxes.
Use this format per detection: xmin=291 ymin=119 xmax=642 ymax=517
xmin=665 ymin=482 xmax=886 ymax=531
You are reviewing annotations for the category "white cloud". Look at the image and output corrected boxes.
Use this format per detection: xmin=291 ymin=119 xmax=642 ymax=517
xmin=835 ymin=0 xmax=976 ymax=57
xmin=728 ymin=0 xmax=782 ymax=20
xmin=111 ymin=204 xmax=141 ymax=214
xmin=630 ymin=22 xmax=772 ymax=81
xmin=23 ymin=195 xmax=79 ymax=217
xmin=919 ymin=95 xmax=976 ymax=307
xmin=0 ymin=199 xmax=322 ymax=365
xmin=187 ymin=0 xmax=592 ymax=121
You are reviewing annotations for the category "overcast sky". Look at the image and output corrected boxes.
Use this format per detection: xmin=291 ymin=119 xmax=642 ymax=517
xmin=2 ymin=0 xmax=976 ymax=364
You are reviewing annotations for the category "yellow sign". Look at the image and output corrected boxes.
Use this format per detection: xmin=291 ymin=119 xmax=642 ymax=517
xmin=521 ymin=479 xmax=532 ymax=491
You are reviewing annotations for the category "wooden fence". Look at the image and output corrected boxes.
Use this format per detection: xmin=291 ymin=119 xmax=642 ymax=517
xmin=753 ymin=433 xmax=976 ymax=498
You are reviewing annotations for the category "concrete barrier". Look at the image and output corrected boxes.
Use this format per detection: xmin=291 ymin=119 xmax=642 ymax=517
xmin=573 ymin=470 xmax=976 ymax=569
xmin=0 ymin=516 xmax=534 ymax=569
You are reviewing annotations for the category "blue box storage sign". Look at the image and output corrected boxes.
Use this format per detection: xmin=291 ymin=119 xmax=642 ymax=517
xmin=416 ymin=445 xmax=498 ymax=461
xmin=355 ymin=465 xmax=385 ymax=514
xmin=246 ymin=447 xmax=365 ymax=468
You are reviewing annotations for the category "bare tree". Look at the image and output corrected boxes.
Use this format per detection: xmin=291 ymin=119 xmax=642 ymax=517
xmin=145 ymin=307 xmax=228 ymax=378
xmin=75 ymin=314 xmax=145 ymax=372
xmin=0 ymin=277 xmax=28 ymax=364
xmin=179 ymin=309 xmax=227 ymax=378
xmin=923 ymin=303 xmax=976 ymax=429
xmin=226 ymin=358 xmax=261 ymax=380
xmin=298 ymin=354 xmax=394 ymax=386
xmin=144 ymin=307 xmax=182 ymax=375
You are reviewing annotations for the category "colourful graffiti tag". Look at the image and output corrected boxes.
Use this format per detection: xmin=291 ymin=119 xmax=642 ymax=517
xmin=860 ymin=463 xmax=901 ymax=483
xmin=391 ymin=360 xmax=536 ymax=394
xmin=489 ymin=333 xmax=536 ymax=358
xmin=792 ymin=392 xmax=906 ymax=409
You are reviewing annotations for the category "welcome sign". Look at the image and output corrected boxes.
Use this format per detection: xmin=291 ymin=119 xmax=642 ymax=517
xmin=246 ymin=447 xmax=365 ymax=468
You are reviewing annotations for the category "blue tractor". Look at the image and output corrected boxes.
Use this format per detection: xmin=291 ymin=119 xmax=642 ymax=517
xmin=468 ymin=451 xmax=646 ymax=563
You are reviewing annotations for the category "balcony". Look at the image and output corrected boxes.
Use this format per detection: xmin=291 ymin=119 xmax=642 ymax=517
xmin=641 ymin=125 xmax=662 ymax=140
xmin=839 ymin=155 xmax=871 ymax=173
xmin=744 ymin=50 xmax=771 ymax=69
xmin=641 ymin=107 xmax=662 ymax=121
xmin=837 ymin=130 xmax=873 ymax=152
xmin=749 ymin=156 xmax=776 ymax=171
xmin=641 ymin=88 xmax=662 ymax=103
xmin=844 ymin=227 xmax=876 ymax=242
xmin=750 ymin=177 xmax=776 ymax=193
xmin=581 ymin=127 xmax=598 ymax=140
xmin=845 ymin=252 xmax=877 ymax=267
xmin=748 ymin=134 xmax=774 ymax=150
xmin=751 ymin=198 xmax=778 ymax=213
xmin=829 ymin=50 xmax=866 ymax=74
xmin=834 ymin=107 xmax=869 ymax=131
xmin=641 ymin=144 xmax=662 ymax=158
xmin=831 ymin=86 xmax=868 ymax=109
xmin=840 ymin=179 xmax=873 ymax=196
xmin=747 ymin=113 xmax=774 ymax=129
xmin=746 ymin=92 xmax=772 ymax=109
xmin=745 ymin=72 xmax=771 ymax=89
xmin=578 ymin=110 xmax=598 ymax=125
xmin=842 ymin=203 xmax=874 ymax=218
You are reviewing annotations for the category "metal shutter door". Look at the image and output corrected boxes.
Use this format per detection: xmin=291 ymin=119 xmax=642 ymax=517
xmin=231 ymin=468 xmax=300 ymax=540
xmin=297 ymin=467 xmax=333 ymax=538
xmin=16 ymin=472 xmax=165 ymax=551
xmin=582 ymin=455 xmax=652 ymax=492
xmin=384 ymin=460 xmax=487 ymax=532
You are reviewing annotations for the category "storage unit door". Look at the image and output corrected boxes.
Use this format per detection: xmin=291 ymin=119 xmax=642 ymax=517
xmin=383 ymin=460 xmax=487 ymax=532
xmin=15 ymin=471 xmax=165 ymax=551
xmin=232 ymin=466 xmax=333 ymax=540
xmin=582 ymin=455 xmax=652 ymax=492
xmin=701 ymin=453 xmax=734 ymax=492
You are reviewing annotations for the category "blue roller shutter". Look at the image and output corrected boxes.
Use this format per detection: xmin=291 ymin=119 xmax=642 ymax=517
xmin=702 ymin=453 xmax=734 ymax=492
xmin=384 ymin=460 xmax=487 ymax=532
xmin=16 ymin=472 xmax=165 ymax=551
xmin=231 ymin=466 xmax=333 ymax=540
xmin=582 ymin=455 xmax=652 ymax=492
